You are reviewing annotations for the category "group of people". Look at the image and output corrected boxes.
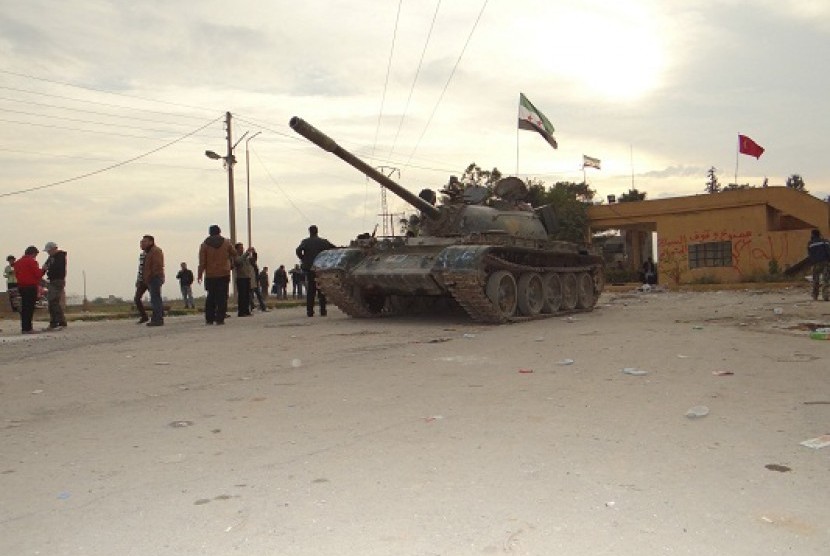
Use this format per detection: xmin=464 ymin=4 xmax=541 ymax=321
xmin=268 ymin=263 xmax=306 ymax=300
xmin=4 ymin=242 xmax=68 ymax=334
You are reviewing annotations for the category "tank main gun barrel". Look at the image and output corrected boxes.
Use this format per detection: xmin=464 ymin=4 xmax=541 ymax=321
xmin=290 ymin=117 xmax=441 ymax=219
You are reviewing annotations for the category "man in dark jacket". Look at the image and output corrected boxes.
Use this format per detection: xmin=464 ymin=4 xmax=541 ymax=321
xmin=296 ymin=225 xmax=335 ymax=317
xmin=807 ymin=229 xmax=830 ymax=301
xmin=176 ymin=262 xmax=195 ymax=309
xmin=42 ymin=241 xmax=67 ymax=330
xmin=142 ymin=235 xmax=165 ymax=326
xmin=198 ymin=225 xmax=237 ymax=325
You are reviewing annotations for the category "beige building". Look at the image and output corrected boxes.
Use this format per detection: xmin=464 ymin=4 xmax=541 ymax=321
xmin=588 ymin=187 xmax=830 ymax=285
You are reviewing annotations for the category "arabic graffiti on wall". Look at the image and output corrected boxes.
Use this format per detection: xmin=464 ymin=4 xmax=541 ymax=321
xmin=657 ymin=229 xmax=792 ymax=284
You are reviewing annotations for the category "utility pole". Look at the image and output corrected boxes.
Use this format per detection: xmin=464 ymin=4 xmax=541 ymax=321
xmin=224 ymin=111 xmax=237 ymax=245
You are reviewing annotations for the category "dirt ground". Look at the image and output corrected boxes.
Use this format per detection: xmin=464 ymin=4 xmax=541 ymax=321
xmin=1 ymin=286 xmax=829 ymax=555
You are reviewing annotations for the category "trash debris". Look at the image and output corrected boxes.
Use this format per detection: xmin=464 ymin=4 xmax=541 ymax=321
xmin=809 ymin=330 xmax=830 ymax=340
xmin=685 ymin=405 xmax=709 ymax=418
xmin=424 ymin=415 xmax=444 ymax=423
xmin=31 ymin=389 xmax=43 ymax=395
xmin=154 ymin=361 xmax=171 ymax=366
xmin=621 ymin=368 xmax=648 ymax=376
xmin=518 ymin=368 xmax=534 ymax=374
xmin=557 ymin=358 xmax=574 ymax=366
xmin=799 ymin=435 xmax=830 ymax=449
xmin=168 ymin=420 xmax=194 ymax=428
xmin=57 ymin=492 xmax=71 ymax=500
xmin=773 ymin=307 xmax=783 ymax=315
xmin=712 ymin=370 xmax=734 ymax=376
xmin=462 ymin=333 xmax=476 ymax=339
xmin=764 ymin=464 xmax=791 ymax=473
xmin=291 ymin=358 xmax=302 ymax=368
xmin=677 ymin=354 xmax=689 ymax=359
xmin=692 ymin=325 xmax=704 ymax=330
xmin=605 ymin=501 xmax=616 ymax=507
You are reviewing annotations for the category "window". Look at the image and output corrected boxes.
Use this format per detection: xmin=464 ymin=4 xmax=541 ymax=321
xmin=688 ymin=241 xmax=732 ymax=269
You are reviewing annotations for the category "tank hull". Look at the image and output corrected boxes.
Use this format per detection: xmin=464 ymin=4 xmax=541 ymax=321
xmin=312 ymin=240 xmax=604 ymax=323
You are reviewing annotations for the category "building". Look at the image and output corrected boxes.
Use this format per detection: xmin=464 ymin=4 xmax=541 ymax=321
xmin=587 ymin=187 xmax=830 ymax=285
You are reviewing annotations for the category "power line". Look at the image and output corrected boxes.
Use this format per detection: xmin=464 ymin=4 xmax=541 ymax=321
xmin=406 ymin=0 xmax=489 ymax=165
xmin=0 ymin=115 xmax=223 ymax=198
xmin=387 ymin=0 xmax=442 ymax=160
xmin=0 ymin=68 xmax=216 ymax=115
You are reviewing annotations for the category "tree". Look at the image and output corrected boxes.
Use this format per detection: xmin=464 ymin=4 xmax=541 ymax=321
xmin=618 ymin=188 xmax=647 ymax=202
xmin=704 ymin=166 xmax=721 ymax=193
xmin=785 ymin=174 xmax=806 ymax=192
xmin=460 ymin=163 xmax=502 ymax=187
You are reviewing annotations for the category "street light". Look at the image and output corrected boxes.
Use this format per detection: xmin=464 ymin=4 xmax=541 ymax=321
xmin=245 ymin=131 xmax=262 ymax=249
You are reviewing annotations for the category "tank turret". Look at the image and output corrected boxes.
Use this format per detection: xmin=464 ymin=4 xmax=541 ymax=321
xmin=289 ymin=117 xmax=551 ymax=241
xmin=288 ymin=116 xmax=604 ymax=323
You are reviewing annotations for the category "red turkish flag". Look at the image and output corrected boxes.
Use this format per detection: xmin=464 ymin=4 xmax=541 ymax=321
xmin=738 ymin=134 xmax=764 ymax=159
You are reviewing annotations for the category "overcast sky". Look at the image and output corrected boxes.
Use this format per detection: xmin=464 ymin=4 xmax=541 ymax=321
xmin=1 ymin=0 xmax=828 ymax=299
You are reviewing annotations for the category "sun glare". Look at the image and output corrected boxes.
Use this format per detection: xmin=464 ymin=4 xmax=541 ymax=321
xmin=535 ymin=3 xmax=666 ymax=101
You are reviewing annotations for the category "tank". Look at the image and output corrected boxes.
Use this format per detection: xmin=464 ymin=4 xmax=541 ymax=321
xmin=290 ymin=116 xmax=605 ymax=323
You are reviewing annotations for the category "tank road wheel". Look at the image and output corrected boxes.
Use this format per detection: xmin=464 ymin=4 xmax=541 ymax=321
xmin=517 ymin=272 xmax=545 ymax=316
xmin=351 ymin=285 xmax=386 ymax=316
xmin=576 ymin=272 xmax=596 ymax=309
xmin=560 ymin=273 xmax=578 ymax=311
xmin=485 ymin=270 xmax=518 ymax=318
xmin=541 ymin=272 xmax=562 ymax=313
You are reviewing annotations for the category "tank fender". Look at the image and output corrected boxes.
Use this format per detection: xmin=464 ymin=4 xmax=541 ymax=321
xmin=433 ymin=245 xmax=493 ymax=271
xmin=313 ymin=248 xmax=364 ymax=271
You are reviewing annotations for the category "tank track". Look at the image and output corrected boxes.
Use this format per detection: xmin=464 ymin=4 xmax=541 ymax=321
xmin=314 ymin=269 xmax=380 ymax=318
xmin=443 ymin=254 xmax=602 ymax=324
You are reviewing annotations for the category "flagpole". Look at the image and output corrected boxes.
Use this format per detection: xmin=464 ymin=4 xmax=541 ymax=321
xmin=516 ymin=126 xmax=520 ymax=175
xmin=734 ymin=134 xmax=739 ymax=186
xmin=630 ymin=145 xmax=634 ymax=189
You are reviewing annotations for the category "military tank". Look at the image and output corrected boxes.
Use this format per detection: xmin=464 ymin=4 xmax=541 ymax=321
xmin=289 ymin=116 xmax=605 ymax=324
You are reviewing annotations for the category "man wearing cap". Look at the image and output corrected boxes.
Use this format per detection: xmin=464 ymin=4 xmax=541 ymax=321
xmin=198 ymin=225 xmax=237 ymax=325
xmin=42 ymin=241 xmax=67 ymax=330
xmin=13 ymin=246 xmax=43 ymax=334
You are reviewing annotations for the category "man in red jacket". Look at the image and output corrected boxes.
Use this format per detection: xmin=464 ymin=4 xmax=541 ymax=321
xmin=13 ymin=246 xmax=44 ymax=334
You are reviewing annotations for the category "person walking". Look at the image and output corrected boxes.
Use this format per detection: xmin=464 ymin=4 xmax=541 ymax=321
xmin=289 ymin=263 xmax=304 ymax=298
xmin=13 ymin=246 xmax=43 ymax=334
xmin=198 ymin=225 xmax=237 ymax=325
xmin=176 ymin=262 xmax=195 ymax=309
xmin=807 ymin=229 xmax=830 ymax=301
xmin=133 ymin=238 xmax=149 ymax=324
xmin=4 ymin=255 xmax=20 ymax=313
xmin=41 ymin=241 xmax=67 ymax=331
xmin=296 ymin=225 xmax=335 ymax=317
xmin=142 ymin=235 xmax=165 ymax=326
xmin=234 ymin=243 xmax=255 ymax=316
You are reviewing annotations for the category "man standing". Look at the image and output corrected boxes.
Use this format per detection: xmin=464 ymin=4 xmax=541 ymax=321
xmin=42 ymin=241 xmax=67 ymax=331
xmin=4 ymin=255 xmax=20 ymax=313
xmin=142 ymin=235 xmax=165 ymax=327
xmin=289 ymin=263 xmax=304 ymax=298
xmin=259 ymin=266 xmax=270 ymax=300
xmin=296 ymin=225 xmax=335 ymax=317
xmin=198 ymin=225 xmax=237 ymax=325
xmin=134 ymin=238 xmax=149 ymax=324
xmin=176 ymin=262 xmax=195 ymax=309
xmin=13 ymin=246 xmax=43 ymax=334
xmin=234 ymin=243 xmax=255 ymax=317
xmin=807 ymin=229 xmax=830 ymax=301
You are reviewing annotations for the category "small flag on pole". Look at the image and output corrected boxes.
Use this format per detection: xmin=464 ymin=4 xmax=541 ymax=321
xmin=518 ymin=93 xmax=557 ymax=149
xmin=583 ymin=155 xmax=601 ymax=170
xmin=738 ymin=134 xmax=764 ymax=159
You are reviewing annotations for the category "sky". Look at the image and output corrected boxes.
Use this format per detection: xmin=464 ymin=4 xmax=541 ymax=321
xmin=1 ymin=0 xmax=828 ymax=300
